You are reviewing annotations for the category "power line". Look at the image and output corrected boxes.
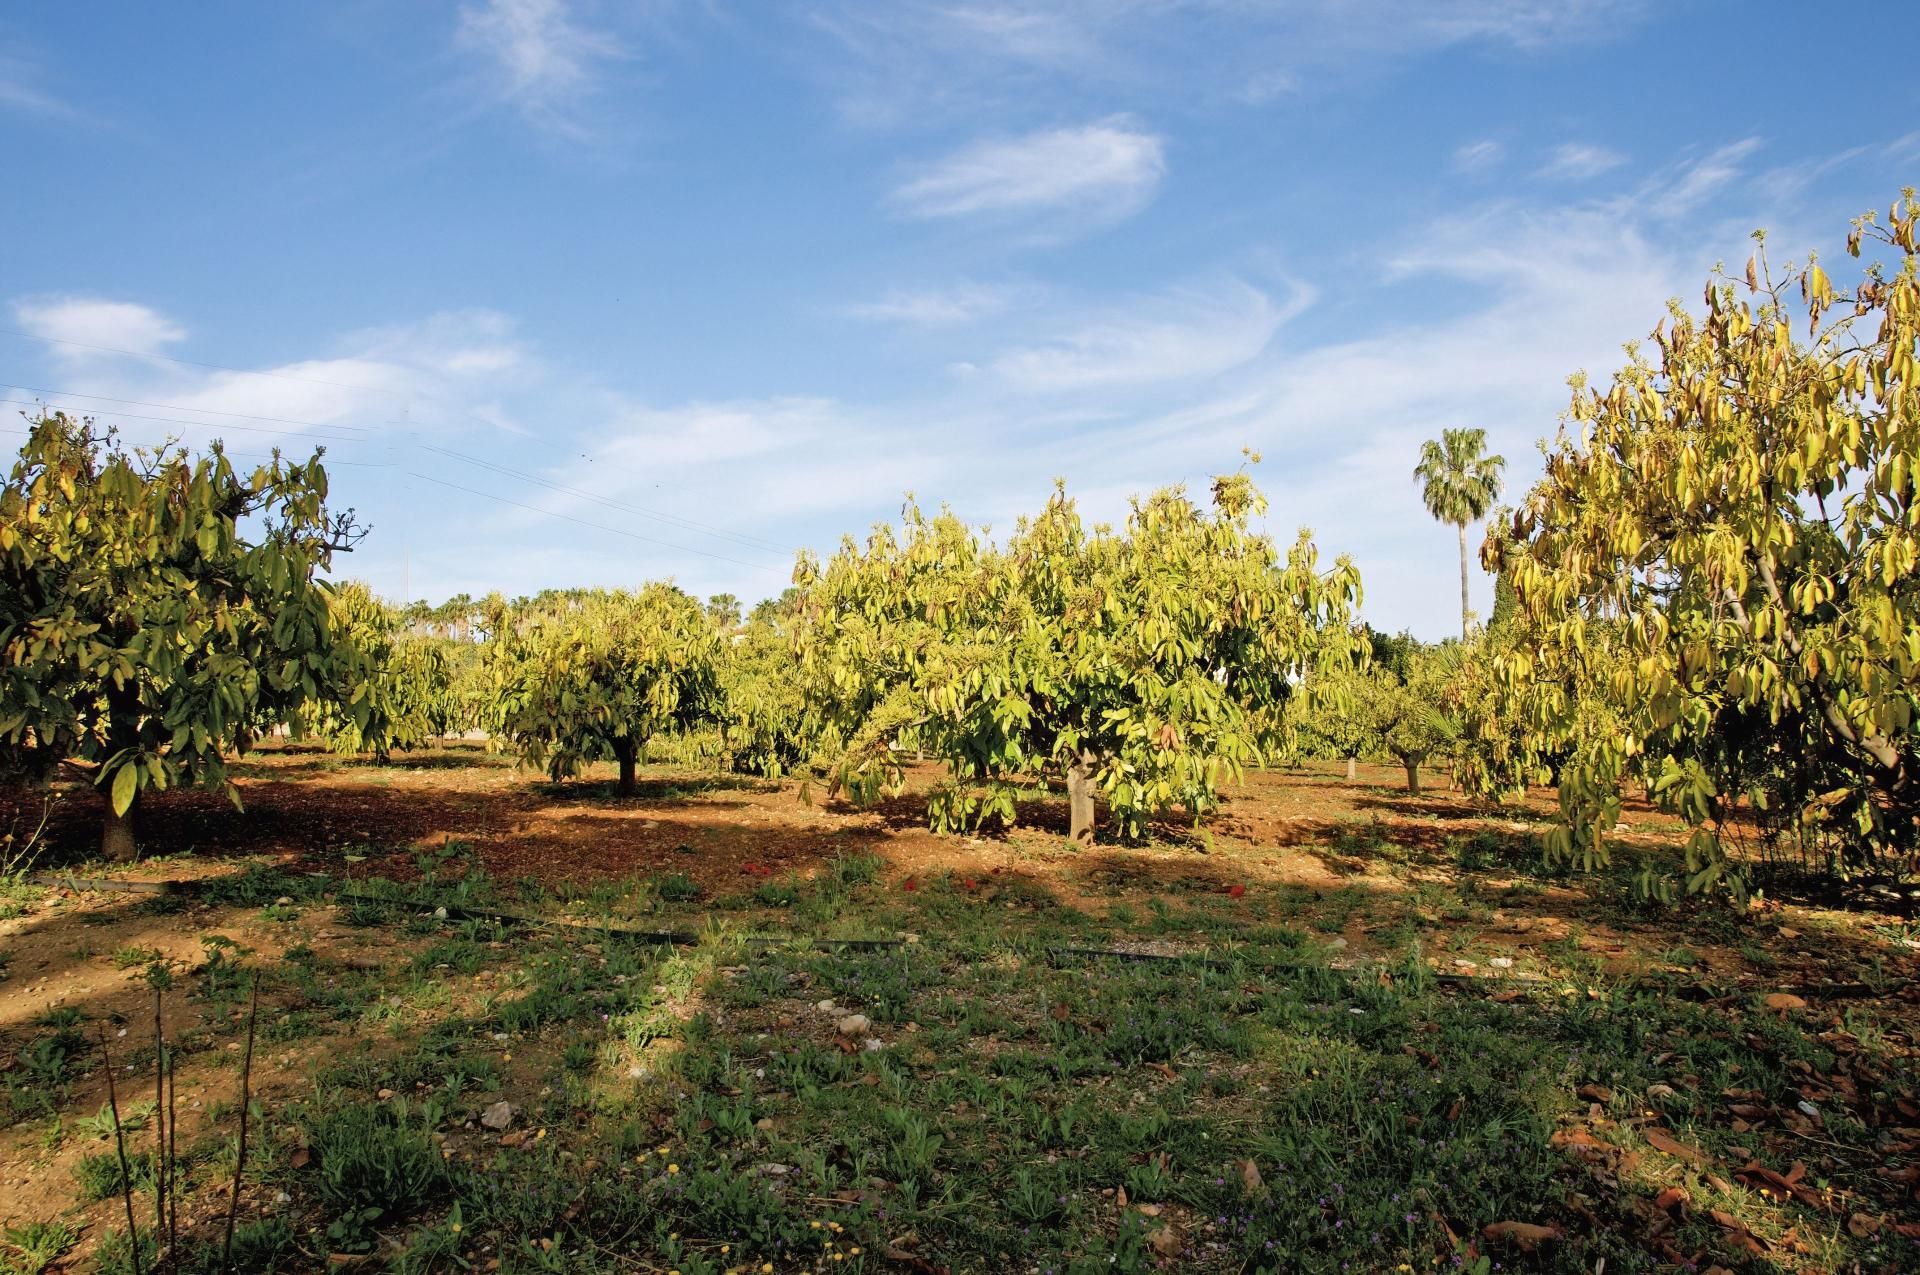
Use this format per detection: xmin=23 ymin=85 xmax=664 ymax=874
xmin=0 ymin=381 xmax=378 ymax=435
xmin=0 ymin=420 xmax=390 ymax=468
xmin=1 ymin=328 xmax=408 ymax=395
xmin=0 ymin=395 xmax=375 ymax=448
xmin=7 ymin=376 xmax=800 ymax=559
xmin=413 ymin=441 xmax=793 ymax=557
xmin=2 ymin=349 xmax=803 ymax=561
xmin=7 ymin=387 xmax=794 ymax=556
xmin=404 ymin=470 xmax=786 ymax=574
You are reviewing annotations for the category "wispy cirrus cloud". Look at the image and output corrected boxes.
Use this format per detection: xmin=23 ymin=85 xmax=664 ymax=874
xmin=807 ymin=1 xmax=1651 ymax=123
xmin=455 ymin=0 xmax=622 ymax=138
xmin=1645 ymin=137 xmax=1764 ymax=217
xmin=1453 ymin=139 xmax=1504 ymax=173
xmin=0 ymin=47 xmax=79 ymax=120
xmin=1539 ymin=142 xmax=1626 ymax=181
xmin=5 ymin=298 xmax=538 ymax=445
xmin=889 ymin=118 xmax=1165 ymax=222
xmin=984 ymin=278 xmax=1306 ymax=392
xmin=11 ymin=296 xmax=187 ymax=363
xmin=840 ymin=282 xmax=1023 ymax=326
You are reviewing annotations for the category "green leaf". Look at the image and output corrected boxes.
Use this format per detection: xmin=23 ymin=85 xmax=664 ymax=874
xmin=110 ymin=762 xmax=139 ymax=817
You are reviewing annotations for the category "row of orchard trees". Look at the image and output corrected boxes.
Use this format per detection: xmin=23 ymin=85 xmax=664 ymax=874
xmin=5 ymin=196 xmax=1915 ymax=887
xmin=471 ymin=469 xmax=1365 ymax=845
xmin=0 ymin=410 xmax=1361 ymax=857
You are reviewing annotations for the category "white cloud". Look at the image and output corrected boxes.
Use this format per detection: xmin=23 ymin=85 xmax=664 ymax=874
xmin=455 ymin=0 xmax=621 ymax=137
xmin=5 ymin=301 xmax=537 ymax=447
xmin=1236 ymin=69 xmax=1299 ymax=104
xmin=0 ymin=49 xmax=75 ymax=119
xmin=808 ymin=1 xmax=1649 ymax=123
xmin=1646 ymin=137 xmax=1763 ymax=217
xmin=1453 ymin=140 xmax=1503 ymax=173
xmin=986 ymin=279 xmax=1306 ymax=392
xmin=841 ymin=282 xmax=1020 ymax=326
xmin=1539 ymin=142 xmax=1626 ymax=181
xmin=889 ymin=119 xmax=1165 ymax=221
xmin=11 ymin=296 xmax=187 ymax=361
xmin=542 ymin=396 xmax=950 ymax=530
xmin=1755 ymin=146 xmax=1867 ymax=207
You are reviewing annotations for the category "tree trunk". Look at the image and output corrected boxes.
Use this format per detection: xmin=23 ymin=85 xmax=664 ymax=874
xmin=102 ymin=798 xmax=138 ymax=862
xmin=615 ymin=740 xmax=637 ymax=797
xmin=1458 ymin=521 xmax=1471 ymax=641
xmin=1345 ymin=755 xmax=1357 ymax=782
xmin=1066 ymin=750 xmax=1097 ymax=846
xmin=1403 ymin=759 xmax=1421 ymax=796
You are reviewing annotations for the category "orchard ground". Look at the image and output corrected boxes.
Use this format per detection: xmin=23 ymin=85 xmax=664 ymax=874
xmin=1 ymin=745 xmax=1917 ymax=1275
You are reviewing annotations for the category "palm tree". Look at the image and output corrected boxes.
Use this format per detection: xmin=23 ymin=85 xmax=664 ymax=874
xmin=1413 ymin=428 xmax=1506 ymax=640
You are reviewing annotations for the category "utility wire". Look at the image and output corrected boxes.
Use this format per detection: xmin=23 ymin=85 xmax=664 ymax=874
xmin=412 ymin=441 xmax=792 ymax=557
xmin=1 ymin=328 xmax=405 ymax=395
xmin=3 ymin=331 xmax=805 ymax=561
xmin=403 ymin=471 xmax=784 ymax=573
xmin=7 ymin=378 xmax=800 ymax=559
xmin=0 ymin=381 xmax=378 ymax=435
xmin=0 ymin=395 xmax=374 ymax=448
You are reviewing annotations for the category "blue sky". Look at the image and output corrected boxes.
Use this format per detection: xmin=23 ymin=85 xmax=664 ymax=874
xmin=3 ymin=2 xmax=1915 ymax=637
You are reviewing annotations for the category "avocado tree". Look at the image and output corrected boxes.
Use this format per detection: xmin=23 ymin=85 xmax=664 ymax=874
xmin=312 ymin=582 xmax=459 ymax=759
xmin=0 ymin=412 xmax=363 ymax=858
xmin=716 ymin=615 xmax=811 ymax=779
xmin=1360 ymin=646 xmax=1464 ymax=796
xmin=485 ymin=585 xmax=723 ymax=795
xmin=1492 ymin=194 xmax=1920 ymax=891
xmin=795 ymin=473 xmax=1362 ymax=842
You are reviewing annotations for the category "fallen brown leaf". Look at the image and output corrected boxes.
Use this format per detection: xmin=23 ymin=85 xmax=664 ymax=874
xmin=1643 ymin=1127 xmax=1707 ymax=1164
xmin=1481 ymin=1221 xmax=1563 ymax=1251
xmin=1239 ymin=1158 xmax=1263 ymax=1193
xmin=1709 ymin=1209 xmax=1770 ymax=1255
xmin=1653 ymin=1186 xmax=1689 ymax=1214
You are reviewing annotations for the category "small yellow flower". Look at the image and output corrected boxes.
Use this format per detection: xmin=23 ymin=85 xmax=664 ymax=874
xmin=657 ymin=1144 xmax=671 ymax=1155
xmin=849 ymin=1248 xmax=861 ymax=1256
xmin=536 ymin=1128 xmax=546 ymax=1140
xmin=667 ymin=1163 xmax=680 ymax=1174
xmin=721 ymin=1246 xmax=730 ymax=1255
xmin=762 ymin=1265 xmax=775 ymax=1274
xmin=504 ymin=1052 xmax=513 ymax=1062
xmin=810 ymin=1221 xmax=822 ymax=1230
xmin=449 ymin=1223 xmax=462 ymax=1235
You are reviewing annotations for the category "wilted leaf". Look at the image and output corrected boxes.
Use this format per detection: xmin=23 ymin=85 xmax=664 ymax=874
xmin=1481 ymin=1221 xmax=1562 ymax=1251
xmin=1763 ymin=992 xmax=1808 ymax=1012
xmin=1709 ymin=1209 xmax=1769 ymax=1255
xmin=1643 ymin=1128 xmax=1706 ymax=1164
